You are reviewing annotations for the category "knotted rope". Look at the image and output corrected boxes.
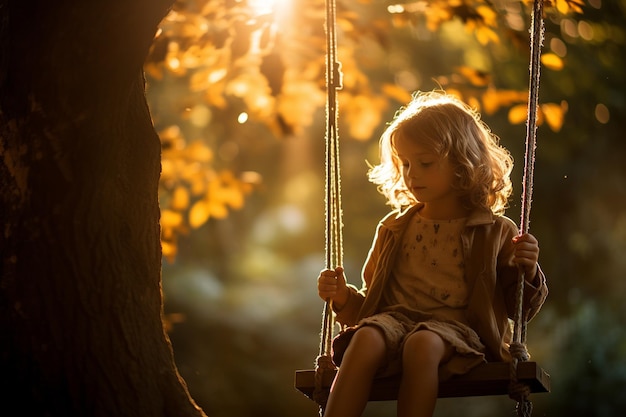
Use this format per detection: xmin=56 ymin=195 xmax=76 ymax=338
xmin=509 ymin=1 xmax=544 ymax=416
xmin=314 ymin=0 xmax=343 ymax=414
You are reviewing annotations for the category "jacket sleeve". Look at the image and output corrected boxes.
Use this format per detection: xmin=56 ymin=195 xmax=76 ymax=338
xmin=332 ymin=219 xmax=385 ymax=326
xmin=332 ymin=284 xmax=363 ymax=326
xmin=524 ymin=266 xmax=548 ymax=321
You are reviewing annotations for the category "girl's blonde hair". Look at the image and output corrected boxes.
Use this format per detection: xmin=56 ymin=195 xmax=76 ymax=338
xmin=368 ymin=91 xmax=513 ymax=215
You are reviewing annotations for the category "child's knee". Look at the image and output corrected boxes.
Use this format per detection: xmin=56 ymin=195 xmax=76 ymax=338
xmin=402 ymin=330 xmax=449 ymax=364
xmin=347 ymin=326 xmax=386 ymax=362
xmin=353 ymin=326 xmax=385 ymax=348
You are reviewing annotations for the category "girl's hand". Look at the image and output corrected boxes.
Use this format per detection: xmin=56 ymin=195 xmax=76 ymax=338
xmin=512 ymin=233 xmax=539 ymax=281
xmin=317 ymin=266 xmax=349 ymax=309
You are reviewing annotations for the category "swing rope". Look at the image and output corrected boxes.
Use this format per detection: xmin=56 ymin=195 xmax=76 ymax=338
xmin=508 ymin=1 xmax=545 ymax=416
xmin=313 ymin=0 xmax=343 ymax=413
xmin=312 ymin=0 xmax=544 ymax=416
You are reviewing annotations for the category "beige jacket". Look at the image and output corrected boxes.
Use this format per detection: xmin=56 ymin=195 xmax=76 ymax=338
xmin=334 ymin=204 xmax=548 ymax=361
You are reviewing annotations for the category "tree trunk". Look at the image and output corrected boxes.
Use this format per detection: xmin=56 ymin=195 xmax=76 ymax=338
xmin=0 ymin=1 xmax=206 ymax=416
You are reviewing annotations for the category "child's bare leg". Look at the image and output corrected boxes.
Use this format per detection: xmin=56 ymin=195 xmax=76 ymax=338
xmin=323 ymin=326 xmax=386 ymax=417
xmin=397 ymin=330 xmax=452 ymax=417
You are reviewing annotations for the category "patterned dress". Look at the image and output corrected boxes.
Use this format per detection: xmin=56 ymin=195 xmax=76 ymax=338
xmin=333 ymin=213 xmax=486 ymax=380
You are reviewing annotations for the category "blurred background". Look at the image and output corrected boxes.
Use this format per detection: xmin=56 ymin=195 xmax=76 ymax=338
xmin=145 ymin=1 xmax=626 ymax=416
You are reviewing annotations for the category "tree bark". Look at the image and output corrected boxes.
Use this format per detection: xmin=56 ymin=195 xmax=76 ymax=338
xmin=0 ymin=1 xmax=206 ymax=416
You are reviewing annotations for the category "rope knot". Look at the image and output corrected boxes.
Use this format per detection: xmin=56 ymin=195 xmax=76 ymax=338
xmin=509 ymin=341 xmax=530 ymax=362
xmin=313 ymin=355 xmax=336 ymax=410
xmin=508 ymin=379 xmax=531 ymax=401
xmin=315 ymin=354 xmax=335 ymax=371
xmin=508 ymin=342 xmax=533 ymax=416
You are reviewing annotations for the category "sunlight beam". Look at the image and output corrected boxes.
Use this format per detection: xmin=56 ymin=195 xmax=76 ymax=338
xmin=248 ymin=0 xmax=290 ymax=17
xmin=249 ymin=0 xmax=277 ymax=16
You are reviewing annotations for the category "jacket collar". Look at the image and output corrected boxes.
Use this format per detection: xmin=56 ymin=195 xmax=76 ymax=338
xmin=381 ymin=203 xmax=495 ymax=234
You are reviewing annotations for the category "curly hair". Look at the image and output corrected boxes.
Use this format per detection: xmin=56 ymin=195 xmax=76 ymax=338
xmin=368 ymin=91 xmax=513 ymax=215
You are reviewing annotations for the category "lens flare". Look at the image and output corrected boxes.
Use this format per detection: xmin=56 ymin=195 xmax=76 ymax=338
xmin=248 ymin=0 xmax=278 ymax=16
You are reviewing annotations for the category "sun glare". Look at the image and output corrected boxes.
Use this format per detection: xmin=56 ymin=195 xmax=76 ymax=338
xmin=248 ymin=0 xmax=275 ymax=15
xmin=248 ymin=0 xmax=289 ymax=16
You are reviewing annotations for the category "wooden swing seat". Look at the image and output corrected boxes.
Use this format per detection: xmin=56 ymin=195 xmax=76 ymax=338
xmin=295 ymin=361 xmax=550 ymax=400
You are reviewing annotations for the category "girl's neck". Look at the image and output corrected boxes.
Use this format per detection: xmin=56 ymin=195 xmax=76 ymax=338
xmin=418 ymin=203 xmax=469 ymax=221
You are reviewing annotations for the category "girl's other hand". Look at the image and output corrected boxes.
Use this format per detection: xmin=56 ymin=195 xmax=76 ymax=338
xmin=317 ymin=266 xmax=349 ymax=309
xmin=512 ymin=233 xmax=539 ymax=281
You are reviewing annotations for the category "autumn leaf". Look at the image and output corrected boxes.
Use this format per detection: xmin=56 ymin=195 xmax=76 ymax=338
xmin=189 ymin=200 xmax=211 ymax=229
xmin=542 ymin=53 xmax=564 ymax=71
xmin=425 ymin=3 xmax=452 ymax=32
xmin=342 ymin=93 xmax=388 ymax=141
xmin=213 ymin=171 xmax=246 ymax=209
xmin=483 ymin=88 xmax=528 ymax=115
xmin=475 ymin=26 xmax=500 ymax=45
xmin=482 ymin=88 xmax=501 ymax=115
xmin=207 ymin=200 xmax=229 ymax=219
xmin=444 ymin=88 xmax=463 ymax=102
xmin=381 ymin=83 xmax=413 ymax=104
xmin=556 ymin=0 xmax=585 ymax=15
xmin=277 ymin=76 xmax=325 ymax=133
xmin=161 ymin=240 xmax=177 ymax=263
xmin=456 ymin=66 xmax=491 ymax=87
xmin=508 ymin=104 xmax=529 ymax=125
xmin=541 ymin=102 xmax=568 ymax=132
xmin=204 ymin=80 xmax=228 ymax=109
xmin=161 ymin=209 xmax=184 ymax=229
xmin=170 ymin=186 xmax=190 ymax=211
xmin=476 ymin=5 xmax=497 ymax=27
xmin=184 ymin=141 xmax=213 ymax=163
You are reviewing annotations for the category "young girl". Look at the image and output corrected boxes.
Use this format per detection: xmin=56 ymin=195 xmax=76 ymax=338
xmin=317 ymin=91 xmax=548 ymax=417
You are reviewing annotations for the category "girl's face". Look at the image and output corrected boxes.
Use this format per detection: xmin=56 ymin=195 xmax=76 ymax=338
xmin=394 ymin=133 xmax=461 ymax=217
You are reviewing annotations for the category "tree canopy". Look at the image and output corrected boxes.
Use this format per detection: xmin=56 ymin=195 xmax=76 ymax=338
xmin=147 ymin=0 xmax=590 ymax=259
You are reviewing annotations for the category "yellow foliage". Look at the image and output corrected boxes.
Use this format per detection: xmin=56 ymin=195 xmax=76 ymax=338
xmin=457 ymin=66 xmax=491 ymax=87
xmin=342 ymin=93 xmax=388 ymax=141
xmin=476 ymin=5 xmax=497 ymax=27
xmin=170 ymin=186 xmax=190 ymax=211
xmin=161 ymin=240 xmax=177 ymax=263
xmin=157 ymin=121 xmax=257 ymax=249
xmin=159 ymin=125 xmax=185 ymax=149
xmin=185 ymin=141 xmax=214 ymax=163
xmin=541 ymin=53 xmax=564 ymax=71
xmin=161 ymin=209 xmax=184 ymax=229
xmin=556 ymin=0 xmax=585 ymax=15
xmin=444 ymin=88 xmax=463 ymax=102
xmin=483 ymin=88 xmax=528 ymax=115
xmin=541 ymin=102 xmax=568 ymax=132
xmin=204 ymin=80 xmax=228 ymax=109
xmin=277 ymin=73 xmax=325 ymax=133
xmin=467 ymin=95 xmax=481 ymax=112
xmin=425 ymin=3 xmax=452 ymax=32
xmin=186 ymin=171 xmax=250 ymax=229
xmin=482 ymin=88 xmax=500 ymax=115
xmin=381 ymin=83 xmax=413 ymax=105
xmin=189 ymin=200 xmax=211 ymax=228
xmin=209 ymin=171 xmax=246 ymax=209
xmin=507 ymin=101 xmax=568 ymax=132
xmin=475 ymin=26 xmax=499 ymax=45
xmin=147 ymin=0 xmax=582 ymax=258
xmin=190 ymin=66 xmax=224 ymax=92
xmin=508 ymin=104 xmax=529 ymax=125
